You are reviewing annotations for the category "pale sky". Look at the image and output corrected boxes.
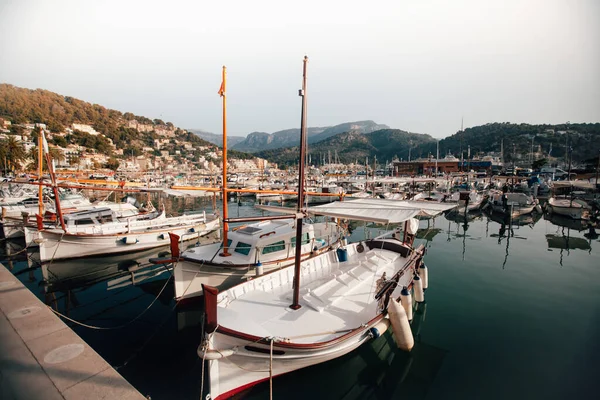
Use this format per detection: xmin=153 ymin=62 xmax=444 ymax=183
xmin=1 ymin=0 xmax=598 ymax=139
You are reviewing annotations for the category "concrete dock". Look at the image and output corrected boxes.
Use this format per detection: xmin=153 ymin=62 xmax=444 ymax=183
xmin=0 ymin=262 xmax=147 ymax=400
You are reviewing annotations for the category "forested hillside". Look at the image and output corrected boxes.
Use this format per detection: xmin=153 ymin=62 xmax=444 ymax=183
xmin=413 ymin=122 xmax=600 ymax=165
xmin=0 ymin=83 xmax=214 ymax=150
xmin=256 ymin=129 xmax=436 ymax=167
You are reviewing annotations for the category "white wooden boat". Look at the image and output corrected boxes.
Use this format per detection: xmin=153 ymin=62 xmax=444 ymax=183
xmin=29 ymin=209 xmax=219 ymax=262
xmin=197 ymin=198 xmax=454 ymax=399
xmin=487 ymin=190 xmax=538 ymax=217
xmin=450 ymin=191 xmax=484 ymax=214
xmin=173 ymin=218 xmax=342 ymax=299
xmin=1 ymin=193 xmax=91 ymax=239
xmin=547 ymin=197 xmax=590 ymax=220
xmin=2 ymin=199 xmax=142 ymax=241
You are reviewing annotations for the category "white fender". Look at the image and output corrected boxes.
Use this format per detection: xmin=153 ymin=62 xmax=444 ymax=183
xmin=388 ymin=299 xmax=414 ymax=351
xmin=413 ymin=275 xmax=425 ymax=303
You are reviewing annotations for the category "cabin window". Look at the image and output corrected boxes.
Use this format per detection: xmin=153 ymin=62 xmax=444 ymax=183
xmin=75 ymin=218 xmax=95 ymax=225
xmin=234 ymin=241 xmax=252 ymax=256
xmin=291 ymin=233 xmax=310 ymax=247
xmin=262 ymin=240 xmax=286 ymax=255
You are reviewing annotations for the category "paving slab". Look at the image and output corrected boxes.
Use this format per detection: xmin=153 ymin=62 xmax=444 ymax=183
xmin=0 ymin=262 xmax=146 ymax=400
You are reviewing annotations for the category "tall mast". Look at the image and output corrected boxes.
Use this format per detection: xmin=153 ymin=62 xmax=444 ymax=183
xmin=435 ymin=140 xmax=439 ymax=176
xmin=219 ymin=66 xmax=231 ymax=256
xmin=459 ymin=117 xmax=464 ymax=172
xmin=41 ymin=130 xmax=66 ymax=231
xmin=290 ymin=56 xmax=309 ymax=310
xmin=37 ymin=128 xmax=44 ymax=217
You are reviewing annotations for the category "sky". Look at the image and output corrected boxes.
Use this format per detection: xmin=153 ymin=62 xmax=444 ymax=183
xmin=0 ymin=0 xmax=598 ymax=139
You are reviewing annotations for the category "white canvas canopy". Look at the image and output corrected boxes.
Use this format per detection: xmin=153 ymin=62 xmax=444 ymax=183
xmin=257 ymin=198 xmax=456 ymax=225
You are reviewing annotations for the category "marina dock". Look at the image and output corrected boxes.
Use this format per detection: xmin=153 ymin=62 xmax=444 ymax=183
xmin=0 ymin=262 xmax=146 ymax=400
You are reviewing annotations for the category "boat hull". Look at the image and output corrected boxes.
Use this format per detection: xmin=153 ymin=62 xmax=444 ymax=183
xmin=34 ymin=218 xmax=219 ymax=262
xmin=201 ymin=239 xmax=423 ymax=399
xmin=547 ymin=198 xmax=589 ymax=220
xmin=206 ymin=324 xmax=374 ymax=399
xmin=489 ymin=204 xmax=535 ymax=218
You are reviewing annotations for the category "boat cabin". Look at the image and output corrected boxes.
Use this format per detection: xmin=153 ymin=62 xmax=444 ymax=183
xmin=63 ymin=207 xmax=117 ymax=227
xmin=184 ymin=219 xmax=336 ymax=266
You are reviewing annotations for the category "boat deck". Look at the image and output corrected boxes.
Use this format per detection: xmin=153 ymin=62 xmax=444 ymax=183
xmin=217 ymin=246 xmax=414 ymax=344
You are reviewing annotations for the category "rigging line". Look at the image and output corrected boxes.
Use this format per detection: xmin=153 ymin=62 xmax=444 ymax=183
xmin=269 ymin=338 xmax=274 ymax=400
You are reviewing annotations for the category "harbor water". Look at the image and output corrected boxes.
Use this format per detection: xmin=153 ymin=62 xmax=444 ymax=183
xmin=1 ymin=199 xmax=599 ymax=399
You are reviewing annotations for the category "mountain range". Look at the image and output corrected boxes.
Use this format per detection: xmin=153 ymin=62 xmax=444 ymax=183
xmin=255 ymin=122 xmax=600 ymax=168
xmin=255 ymin=129 xmax=437 ymax=167
xmin=188 ymin=129 xmax=246 ymax=148
xmin=190 ymin=120 xmax=390 ymax=153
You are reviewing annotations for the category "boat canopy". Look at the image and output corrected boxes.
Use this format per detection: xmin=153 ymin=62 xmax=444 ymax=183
xmin=257 ymin=198 xmax=456 ymax=224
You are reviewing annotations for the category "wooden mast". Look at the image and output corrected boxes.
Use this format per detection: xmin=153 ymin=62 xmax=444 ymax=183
xmin=290 ymin=56 xmax=309 ymax=310
xmin=219 ymin=66 xmax=231 ymax=256
xmin=37 ymin=128 xmax=44 ymax=217
xmin=41 ymin=130 xmax=66 ymax=231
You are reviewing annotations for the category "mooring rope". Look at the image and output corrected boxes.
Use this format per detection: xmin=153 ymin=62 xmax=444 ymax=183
xmin=269 ymin=337 xmax=274 ymax=400
xmin=47 ymin=264 xmax=172 ymax=330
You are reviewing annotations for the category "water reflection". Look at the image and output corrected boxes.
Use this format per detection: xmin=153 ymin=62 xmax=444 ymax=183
xmin=543 ymin=214 xmax=598 ymax=265
xmin=443 ymin=210 xmax=485 ymax=260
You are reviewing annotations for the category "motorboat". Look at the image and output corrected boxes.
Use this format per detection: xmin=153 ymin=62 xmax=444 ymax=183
xmin=173 ymin=218 xmax=343 ymax=299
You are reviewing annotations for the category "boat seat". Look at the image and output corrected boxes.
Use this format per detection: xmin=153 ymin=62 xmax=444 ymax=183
xmin=335 ymin=272 xmax=355 ymax=287
xmin=283 ymin=275 xmax=333 ymax=302
xmin=302 ymin=293 xmax=325 ymax=312
xmin=336 ymin=261 xmax=360 ymax=274
xmin=311 ymin=278 xmax=352 ymax=305
xmin=371 ymin=252 xmax=398 ymax=264
xmin=310 ymin=264 xmax=376 ymax=309
xmin=348 ymin=264 xmax=375 ymax=281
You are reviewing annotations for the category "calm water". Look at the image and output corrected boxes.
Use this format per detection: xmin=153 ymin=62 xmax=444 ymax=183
xmin=2 ymin=200 xmax=599 ymax=400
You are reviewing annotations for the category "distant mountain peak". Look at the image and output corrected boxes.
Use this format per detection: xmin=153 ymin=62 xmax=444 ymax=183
xmin=231 ymin=120 xmax=390 ymax=153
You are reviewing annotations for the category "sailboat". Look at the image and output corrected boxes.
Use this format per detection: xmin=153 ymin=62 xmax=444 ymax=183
xmin=196 ymin=57 xmax=455 ymax=399
xmin=171 ymin=65 xmax=343 ymax=300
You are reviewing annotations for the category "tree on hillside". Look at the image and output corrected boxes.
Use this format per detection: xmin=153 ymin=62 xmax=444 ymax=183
xmin=10 ymin=125 xmax=25 ymax=135
xmin=1 ymin=136 xmax=27 ymax=172
xmin=26 ymin=146 xmax=65 ymax=171
xmin=47 ymin=121 xmax=65 ymax=133
xmin=52 ymin=135 xmax=68 ymax=147
xmin=105 ymin=157 xmax=121 ymax=171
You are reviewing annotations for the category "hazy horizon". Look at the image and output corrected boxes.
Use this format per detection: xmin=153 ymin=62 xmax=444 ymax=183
xmin=1 ymin=0 xmax=598 ymax=139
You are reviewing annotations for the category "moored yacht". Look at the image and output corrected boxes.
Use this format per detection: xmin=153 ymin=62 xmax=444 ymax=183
xmin=173 ymin=217 xmax=343 ymax=299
